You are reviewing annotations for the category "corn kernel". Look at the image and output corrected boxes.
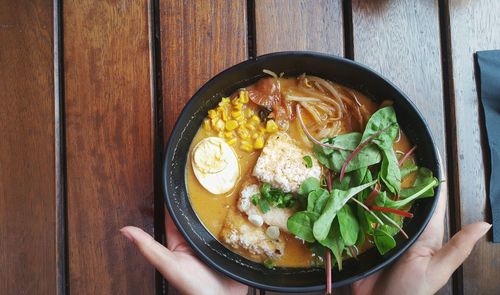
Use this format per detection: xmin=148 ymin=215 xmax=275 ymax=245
xmin=244 ymin=109 xmax=253 ymax=118
xmin=203 ymin=119 xmax=211 ymax=131
xmin=208 ymin=109 xmax=217 ymax=119
xmin=227 ymin=138 xmax=237 ymax=145
xmin=246 ymin=123 xmax=256 ymax=131
xmin=237 ymin=127 xmax=250 ymax=140
xmin=225 ymin=120 xmax=238 ymax=131
xmin=266 ymin=120 xmax=278 ymax=133
xmin=240 ymin=141 xmax=253 ymax=152
xmin=217 ymin=106 xmax=228 ymax=121
xmin=217 ymin=131 xmax=224 ymax=138
xmin=252 ymin=133 xmax=259 ymax=139
xmin=214 ymin=120 xmax=225 ymax=131
xmin=254 ymin=137 xmax=264 ymax=149
xmin=250 ymin=115 xmax=261 ymax=124
xmin=222 ymin=110 xmax=229 ymax=121
xmin=231 ymin=111 xmax=242 ymax=118
xmin=224 ymin=131 xmax=234 ymax=138
xmin=240 ymin=91 xmax=249 ymax=103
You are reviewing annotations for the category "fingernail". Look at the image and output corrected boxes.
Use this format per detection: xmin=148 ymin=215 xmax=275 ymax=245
xmin=120 ymin=228 xmax=134 ymax=243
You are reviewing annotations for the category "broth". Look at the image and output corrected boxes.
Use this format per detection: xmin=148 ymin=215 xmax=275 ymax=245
xmin=186 ymin=76 xmax=416 ymax=268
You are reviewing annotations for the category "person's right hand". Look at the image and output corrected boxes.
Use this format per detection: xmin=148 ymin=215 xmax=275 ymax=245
xmin=120 ymin=214 xmax=248 ymax=295
xmin=353 ymin=163 xmax=491 ymax=295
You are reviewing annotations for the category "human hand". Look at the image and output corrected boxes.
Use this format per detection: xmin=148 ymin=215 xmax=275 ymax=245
xmin=120 ymin=214 xmax=248 ymax=295
xmin=352 ymin=159 xmax=491 ymax=295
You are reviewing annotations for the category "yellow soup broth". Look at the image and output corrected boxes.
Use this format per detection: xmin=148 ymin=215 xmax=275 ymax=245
xmin=186 ymin=77 xmax=416 ymax=267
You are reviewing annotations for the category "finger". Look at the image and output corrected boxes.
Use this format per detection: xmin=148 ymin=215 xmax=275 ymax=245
xmin=120 ymin=226 xmax=178 ymax=280
xmin=417 ymin=151 xmax=448 ymax=248
xmin=428 ymin=222 xmax=491 ymax=286
xmin=164 ymin=208 xmax=185 ymax=249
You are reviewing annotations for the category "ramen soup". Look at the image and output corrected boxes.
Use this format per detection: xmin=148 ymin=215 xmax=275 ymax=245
xmin=186 ymin=72 xmax=437 ymax=269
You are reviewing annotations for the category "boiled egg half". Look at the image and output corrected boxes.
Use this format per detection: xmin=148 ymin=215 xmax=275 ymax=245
xmin=191 ymin=137 xmax=239 ymax=194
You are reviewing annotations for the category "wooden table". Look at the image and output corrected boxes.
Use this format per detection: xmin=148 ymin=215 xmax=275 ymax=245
xmin=1 ymin=0 xmax=499 ymax=294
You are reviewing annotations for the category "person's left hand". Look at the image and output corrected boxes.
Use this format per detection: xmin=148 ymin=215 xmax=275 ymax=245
xmin=120 ymin=215 xmax=248 ymax=295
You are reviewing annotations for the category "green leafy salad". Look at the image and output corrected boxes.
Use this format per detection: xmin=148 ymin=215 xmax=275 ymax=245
xmin=286 ymin=106 xmax=439 ymax=270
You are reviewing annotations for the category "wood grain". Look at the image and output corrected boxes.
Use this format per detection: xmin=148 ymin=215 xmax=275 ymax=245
xmin=448 ymin=0 xmax=500 ymax=293
xmin=351 ymin=1 xmax=451 ymax=294
xmin=63 ymin=1 xmax=155 ymax=294
xmin=160 ymin=0 xmax=248 ymax=138
xmin=159 ymin=0 xmax=248 ymax=293
xmin=254 ymin=0 xmax=344 ymax=55
xmin=254 ymin=2 xmax=344 ymax=294
xmin=0 ymin=1 xmax=57 ymax=294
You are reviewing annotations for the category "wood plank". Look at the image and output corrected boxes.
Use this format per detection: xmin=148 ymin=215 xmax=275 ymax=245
xmin=351 ymin=1 xmax=451 ymax=294
xmin=63 ymin=1 xmax=155 ymax=294
xmin=160 ymin=0 xmax=248 ymax=138
xmin=0 ymin=1 xmax=58 ymax=294
xmin=254 ymin=2 xmax=344 ymax=294
xmin=159 ymin=0 xmax=248 ymax=293
xmin=448 ymin=0 xmax=500 ymax=293
xmin=255 ymin=0 xmax=344 ymax=55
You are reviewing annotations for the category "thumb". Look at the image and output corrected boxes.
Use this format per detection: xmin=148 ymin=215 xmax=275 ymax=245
xmin=120 ymin=226 xmax=177 ymax=280
xmin=428 ymin=222 xmax=491 ymax=287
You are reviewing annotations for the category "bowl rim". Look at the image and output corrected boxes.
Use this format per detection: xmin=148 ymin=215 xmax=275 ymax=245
xmin=162 ymin=51 xmax=441 ymax=292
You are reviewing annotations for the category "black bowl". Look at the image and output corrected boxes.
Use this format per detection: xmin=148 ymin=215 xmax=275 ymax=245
xmin=162 ymin=51 xmax=441 ymax=292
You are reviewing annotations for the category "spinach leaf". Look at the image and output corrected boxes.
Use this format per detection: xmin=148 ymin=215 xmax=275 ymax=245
xmin=357 ymin=169 xmax=374 ymax=203
xmin=313 ymin=180 xmax=377 ymax=241
xmin=319 ymin=220 xmax=345 ymax=270
xmin=287 ymin=211 xmax=320 ymax=243
xmin=400 ymin=161 xmax=418 ymax=179
xmin=357 ymin=203 xmax=371 ymax=234
xmin=332 ymin=173 xmax=351 ymax=190
xmin=313 ymin=190 xmax=331 ymax=214
xmin=381 ymin=223 xmax=402 ymax=237
xmin=351 ymin=167 xmax=368 ymax=187
xmin=298 ymin=177 xmax=321 ymax=196
xmin=307 ymin=188 xmax=329 ymax=212
xmin=388 ymin=177 xmax=439 ymax=208
xmin=374 ymin=227 xmax=396 ymax=255
xmin=338 ymin=205 xmax=359 ymax=246
xmin=373 ymin=191 xmax=388 ymax=207
xmin=380 ymin=148 xmax=401 ymax=195
xmin=356 ymin=221 xmax=366 ymax=247
xmin=314 ymin=133 xmax=382 ymax=173
xmin=361 ymin=106 xmax=399 ymax=150
xmin=400 ymin=168 xmax=436 ymax=198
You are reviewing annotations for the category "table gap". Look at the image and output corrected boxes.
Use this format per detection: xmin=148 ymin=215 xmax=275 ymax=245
xmin=438 ymin=0 xmax=462 ymax=294
xmin=150 ymin=0 xmax=167 ymax=294
xmin=247 ymin=0 xmax=257 ymax=59
xmin=54 ymin=0 xmax=69 ymax=293
xmin=342 ymin=0 xmax=354 ymax=59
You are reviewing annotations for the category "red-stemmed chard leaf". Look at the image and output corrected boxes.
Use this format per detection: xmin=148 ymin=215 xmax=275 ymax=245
xmin=339 ymin=125 xmax=393 ymax=181
xmin=398 ymin=145 xmax=417 ymax=167
xmin=365 ymin=182 xmax=381 ymax=205
xmin=370 ymin=205 xmax=414 ymax=218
